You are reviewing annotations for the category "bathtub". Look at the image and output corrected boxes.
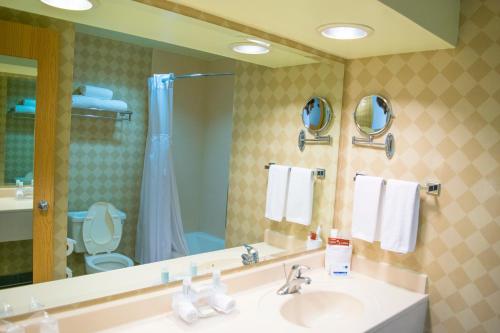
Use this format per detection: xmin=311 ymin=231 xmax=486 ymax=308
xmin=185 ymin=232 xmax=225 ymax=255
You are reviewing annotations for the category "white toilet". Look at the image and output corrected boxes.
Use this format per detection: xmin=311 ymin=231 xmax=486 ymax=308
xmin=67 ymin=202 xmax=134 ymax=274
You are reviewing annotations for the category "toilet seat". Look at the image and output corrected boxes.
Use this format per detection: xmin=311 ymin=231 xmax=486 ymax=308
xmin=85 ymin=252 xmax=134 ymax=273
xmin=82 ymin=202 xmax=122 ymax=255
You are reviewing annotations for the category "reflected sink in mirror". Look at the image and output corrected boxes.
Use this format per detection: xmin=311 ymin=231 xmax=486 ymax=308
xmin=279 ymin=291 xmax=364 ymax=328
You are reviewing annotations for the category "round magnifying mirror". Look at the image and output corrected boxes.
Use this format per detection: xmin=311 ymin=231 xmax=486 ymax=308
xmin=301 ymin=97 xmax=332 ymax=134
xmin=354 ymin=95 xmax=392 ymax=136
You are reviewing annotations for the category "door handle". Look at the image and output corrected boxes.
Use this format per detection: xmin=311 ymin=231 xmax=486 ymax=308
xmin=38 ymin=200 xmax=49 ymax=212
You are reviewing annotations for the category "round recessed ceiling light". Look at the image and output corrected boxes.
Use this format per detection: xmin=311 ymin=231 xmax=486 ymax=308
xmin=40 ymin=0 xmax=93 ymax=11
xmin=318 ymin=23 xmax=373 ymax=40
xmin=231 ymin=43 xmax=270 ymax=55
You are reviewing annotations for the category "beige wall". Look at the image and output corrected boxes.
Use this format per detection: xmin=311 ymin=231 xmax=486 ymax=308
xmin=152 ymin=50 xmax=235 ymax=239
xmin=67 ymin=33 xmax=151 ymax=276
xmin=199 ymin=59 xmax=235 ymax=239
xmin=152 ymin=50 xmax=208 ymax=234
xmin=225 ymin=61 xmax=345 ymax=247
xmin=334 ymin=0 xmax=500 ymax=331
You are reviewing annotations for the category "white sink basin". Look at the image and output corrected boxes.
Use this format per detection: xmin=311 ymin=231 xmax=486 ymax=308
xmin=258 ymin=280 xmax=381 ymax=331
xmin=279 ymin=291 xmax=364 ymax=328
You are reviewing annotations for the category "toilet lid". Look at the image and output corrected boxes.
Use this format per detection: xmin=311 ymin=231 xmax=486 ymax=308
xmin=82 ymin=202 xmax=123 ymax=255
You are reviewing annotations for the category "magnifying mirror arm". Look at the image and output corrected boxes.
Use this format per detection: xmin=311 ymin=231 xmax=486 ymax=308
xmin=351 ymin=135 xmax=384 ymax=147
xmin=352 ymin=133 xmax=395 ymax=159
xmin=298 ymin=130 xmax=331 ymax=151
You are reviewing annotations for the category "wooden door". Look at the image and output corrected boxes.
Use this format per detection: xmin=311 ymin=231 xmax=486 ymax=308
xmin=0 ymin=20 xmax=59 ymax=283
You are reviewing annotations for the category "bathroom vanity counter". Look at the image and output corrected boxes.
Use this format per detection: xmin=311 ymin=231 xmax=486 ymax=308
xmin=7 ymin=251 xmax=427 ymax=333
xmin=97 ymin=270 xmax=427 ymax=333
xmin=0 ymin=188 xmax=32 ymax=212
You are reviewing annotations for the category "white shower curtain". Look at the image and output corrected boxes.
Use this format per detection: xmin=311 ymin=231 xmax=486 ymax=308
xmin=136 ymin=74 xmax=189 ymax=264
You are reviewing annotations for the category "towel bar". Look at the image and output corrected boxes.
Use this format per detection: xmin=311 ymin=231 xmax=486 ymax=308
xmin=265 ymin=163 xmax=326 ymax=180
xmin=72 ymin=107 xmax=132 ymax=121
xmin=353 ymin=172 xmax=441 ymax=196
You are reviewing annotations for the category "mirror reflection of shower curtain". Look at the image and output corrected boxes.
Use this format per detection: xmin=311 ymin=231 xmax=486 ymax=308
xmin=136 ymin=74 xmax=189 ymax=264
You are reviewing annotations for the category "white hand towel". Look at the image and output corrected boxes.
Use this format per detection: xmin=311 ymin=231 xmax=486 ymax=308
xmin=380 ymin=180 xmax=420 ymax=253
xmin=78 ymin=85 xmax=113 ymax=100
xmin=285 ymin=167 xmax=314 ymax=226
xmin=72 ymin=95 xmax=128 ymax=112
xmin=209 ymin=293 xmax=236 ymax=314
xmin=351 ymin=175 xmax=384 ymax=243
xmin=264 ymin=165 xmax=290 ymax=221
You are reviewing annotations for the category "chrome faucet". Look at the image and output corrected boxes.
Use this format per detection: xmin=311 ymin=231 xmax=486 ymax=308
xmin=241 ymin=244 xmax=259 ymax=265
xmin=277 ymin=264 xmax=311 ymax=295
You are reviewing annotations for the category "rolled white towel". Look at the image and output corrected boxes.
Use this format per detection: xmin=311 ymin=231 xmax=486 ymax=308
xmin=175 ymin=299 xmax=198 ymax=324
xmin=14 ymin=104 xmax=36 ymax=114
xmin=78 ymin=85 xmax=113 ymax=100
xmin=209 ymin=293 xmax=236 ymax=314
xmin=20 ymin=98 xmax=36 ymax=106
xmin=72 ymin=95 xmax=128 ymax=112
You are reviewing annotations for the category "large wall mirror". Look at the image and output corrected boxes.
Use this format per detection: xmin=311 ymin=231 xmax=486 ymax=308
xmin=0 ymin=5 xmax=343 ymax=317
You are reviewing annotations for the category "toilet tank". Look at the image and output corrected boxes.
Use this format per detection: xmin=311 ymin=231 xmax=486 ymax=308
xmin=67 ymin=210 xmax=127 ymax=253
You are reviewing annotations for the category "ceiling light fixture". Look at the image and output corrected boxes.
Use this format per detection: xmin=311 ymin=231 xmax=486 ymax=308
xmin=246 ymin=38 xmax=271 ymax=47
xmin=40 ymin=0 xmax=93 ymax=11
xmin=231 ymin=42 xmax=270 ymax=55
xmin=318 ymin=23 xmax=373 ymax=40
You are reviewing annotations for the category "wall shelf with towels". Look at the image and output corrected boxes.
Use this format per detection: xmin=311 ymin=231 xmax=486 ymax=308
xmin=353 ymin=172 xmax=441 ymax=196
xmin=265 ymin=162 xmax=326 ymax=180
xmin=71 ymin=107 xmax=132 ymax=121
xmin=7 ymin=110 xmax=35 ymax=120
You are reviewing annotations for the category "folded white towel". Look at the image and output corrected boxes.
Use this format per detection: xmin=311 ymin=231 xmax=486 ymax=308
xmin=78 ymin=85 xmax=113 ymax=100
xmin=20 ymin=98 xmax=36 ymax=107
xmin=72 ymin=95 xmax=128 ymax=112
xmin=351 ymin=175 xmax=385 ymax=243
xmin=380 ymin=180 xmax=420 ymax=253
xmin=285 ymin=167 xmax=314 ymax=226
xmin=14 ymin=104 xmax=36 ymax=114
xmin=265 ymin=165 xmax=290 ymax=222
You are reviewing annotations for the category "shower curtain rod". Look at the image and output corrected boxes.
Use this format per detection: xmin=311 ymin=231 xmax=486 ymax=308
xmin=161 ymin=72 xmax=234 ymax=82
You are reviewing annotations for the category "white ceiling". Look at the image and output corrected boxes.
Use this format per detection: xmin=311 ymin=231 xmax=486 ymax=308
xmin=0 ymin=0 xmax=322 ymax=68
xmin=167 ymin=0 xmax=460 ymax=59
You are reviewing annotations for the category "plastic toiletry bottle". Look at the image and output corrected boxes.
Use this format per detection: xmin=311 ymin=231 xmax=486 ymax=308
xmin=209 ymin=269 xmax=235 ymax=314
xmin=172 ymin=277 xmax=199 ymax=324
xmin=38 ymin=312 xmax=60 ymax=333
xmin=190 ymin=262 xmax=198 ymax=277
xmin=161 ymin=267 xmax=169 ymax=284
xmin=306 ymin=225 xmax=323 ymax=250
xmin=325 ymin=229 xmax=353 ymax=277
xmin=15 ymin=181 xmax=24 ymax=200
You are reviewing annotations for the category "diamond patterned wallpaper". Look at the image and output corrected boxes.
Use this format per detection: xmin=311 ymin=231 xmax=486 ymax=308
xmin=0 ymin=8 xmax=75 ymax=280
xmin=334 ymin=0 xmax=500 ymax=331
xmin=4 ymin=76 xmax=36 ymax=184
xmin=67 ymin=33 xmax=151 ymax=275
xmin=226 ymin=61 xmax=344 ymax=247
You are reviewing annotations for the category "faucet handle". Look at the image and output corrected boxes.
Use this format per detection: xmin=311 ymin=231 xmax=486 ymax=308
xmin=291 ymin=264 xmax=310 ymax=278
xmin=243 ymin=244 xmax=254 ymax=254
